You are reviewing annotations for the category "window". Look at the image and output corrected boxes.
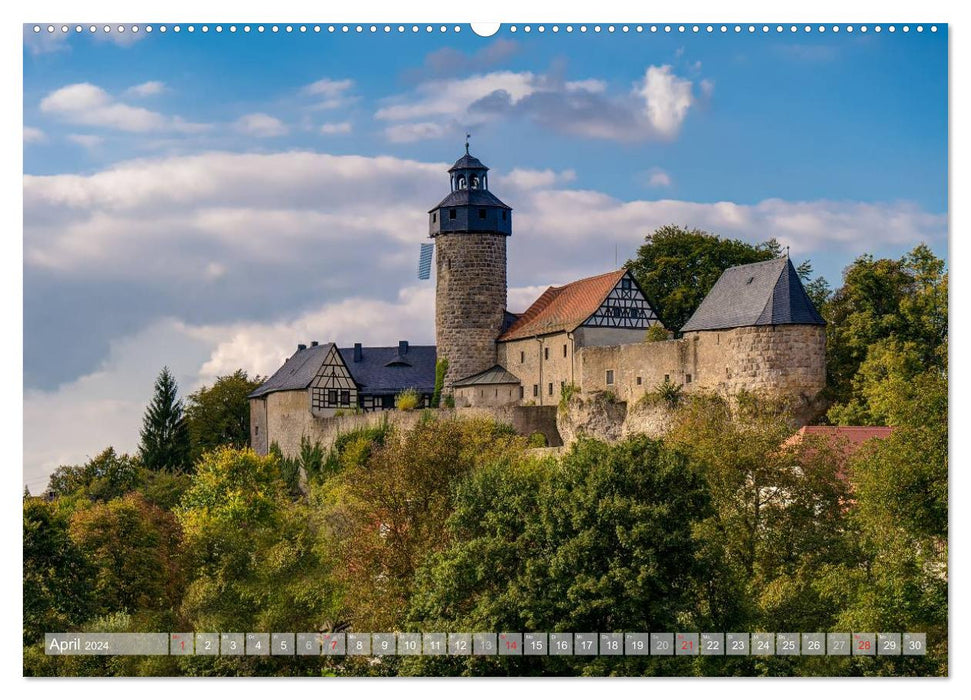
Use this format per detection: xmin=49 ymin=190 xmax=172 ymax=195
xmin=664 ymin=374 xmax=670 ymax=382
xmin=519 ymin=386 xmax=524 ymax=399
xmin=686 ymin=374 xmax=692 ymax=384
xmin=533 ymin=384 xmax=539 ymax=397
xmin=478 ymin=208 xmax=486 ymax=219
xmin=563 ymin=344 xmax=567 ymax=357
xmin=340 ymin=390 xmax=350 ymax=406
xmin=255 ymin=425 xmax=259 ymax=435
xmin=471 ymin=175 xmax=479 ymax=189
xmin=636 ymin=376 xmax=642 ymax=385
xmin=449 ymin=208 xmax=456 ymax=220
xmin=432 ymin=212 xmax=437 ymax=223
xmin=606 ymin=370 xmax=614 ymax=385
xmin=327 ymin=389 xmax=338 ymax=405
xmin=544 ymin=347 xmax=549 ymax=360
xmin=458 ymin=176 xmax=466 ymax=189
xmin=612 ymin=306 xmax=622 ymax=317
xmin=520 ymin=351 xmax=525 ymax=363
xmin=621 ymin=277 xmax=632 ymax=291
xmin=548 ymin=383 xmax=553 ymax=396
xmin=502 ymin=210 xmax=507 ymax=220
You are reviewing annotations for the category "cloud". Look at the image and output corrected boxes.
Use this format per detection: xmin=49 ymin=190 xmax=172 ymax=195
xmin=378 ymin=65 xmax=704 ymax=143
xmin=233 ymin=113 xmax=288 ymax=137
xmin=319 ymin=121 xmax=352 ymax=135
xmin=408 ymin=39 xmax=521 ymax=79
xmin=496 ymin=168 xmax=576 ymax=191
xmin=23 ymin=26 xmax=70 ymax=55
xmin=40 ymin=82 xmax=208 ymax=133
xmin=24 ymin=126 xmax=45 ymax=143
xmin=92 ymin=26 xmax=148 ymax=47
xmin=126 ymin=80 xmax=166 ymax=97
xmin=302 ymin=78 xmax=355 ymax=110
xmin=67 ymin=134 xmax=104 ymax=150
xmin=645 ymin=168 xmax=672 ymax=188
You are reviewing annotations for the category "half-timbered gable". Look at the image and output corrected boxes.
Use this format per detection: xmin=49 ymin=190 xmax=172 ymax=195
xmin=582 ymin=271 xmax=659 ymax=330
xmin=310 ymin=344 xmax=358 ymax=413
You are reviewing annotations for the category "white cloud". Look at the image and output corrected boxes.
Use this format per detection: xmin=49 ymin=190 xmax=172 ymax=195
xmin=92 ymin=26 xmax=148 ymax=47
xmin=497 ymin=168 xmax=576 ymax=191
xmin=637 ymin=65 xmax=694 ymax=138
xmin=24 ymin=126 xmax=45 ymax=143
xmin=646 ymin=168 xmax=672 ymax=188
xmin=385 ymin=122 xmax=450 ymax=143
xmin=378 ymin=65 xmax=703 ymax=143
xmin=40 ymin=82 xmax=208 ymax=133
xmin=23 ymin=26 xmax=70 ymax=55
xmin=319 ymin=121 xmax=352 ymax=135
xmin=233 ymin=113 xmax=288 ymax=137
xmin=302 ymin=78 xmax=355 ymax=110
xmin=126 ymin=80 xmax=166 ymax=97
xmin=67 ymin=134 xmax=104 ymax=150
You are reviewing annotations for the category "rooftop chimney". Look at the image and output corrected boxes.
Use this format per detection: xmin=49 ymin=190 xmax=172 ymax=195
xmin=399 ymin=340 xmax=409 ymax=355
xmin=297 ymin=343 xmax=307 ymax=351
xmin=353 ymin=343 xmax=363 ymax=362
xmin=311 ymin=341 xmax=319 ymax=347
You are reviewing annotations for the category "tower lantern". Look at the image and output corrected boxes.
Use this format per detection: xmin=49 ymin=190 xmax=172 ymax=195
xmin=429 ymin=146 xmax=512 ymax=388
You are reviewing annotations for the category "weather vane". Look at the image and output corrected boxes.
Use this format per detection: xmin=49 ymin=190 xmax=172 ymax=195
xmin=465 ymin=132 xmax=471 ymax=154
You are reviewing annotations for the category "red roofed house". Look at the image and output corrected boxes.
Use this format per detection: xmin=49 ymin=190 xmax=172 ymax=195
xmin=784 ymin=425 xmax=894 ymax=482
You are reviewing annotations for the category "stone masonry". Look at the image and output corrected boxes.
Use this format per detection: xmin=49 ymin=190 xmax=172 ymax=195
xmin=436 ymin=232 xmax=507 ymax=387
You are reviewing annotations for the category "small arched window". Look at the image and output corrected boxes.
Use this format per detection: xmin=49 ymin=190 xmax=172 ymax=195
xmin=470 ymin=175 xmax=479 ymax=189
xmin=457 ymin=176 xmax=466 ymax=189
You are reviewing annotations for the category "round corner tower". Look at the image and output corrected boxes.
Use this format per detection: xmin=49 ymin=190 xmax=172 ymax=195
xmin=429 ymin=146 xmax=512 ymax=388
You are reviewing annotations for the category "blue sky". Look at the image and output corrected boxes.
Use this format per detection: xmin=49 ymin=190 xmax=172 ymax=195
xmin=23 ymin=24 xmax=947 ymax=489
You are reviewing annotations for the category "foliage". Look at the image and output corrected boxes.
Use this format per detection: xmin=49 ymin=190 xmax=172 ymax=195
xmin=69 ymin=493 xmax=183 ymax=615
xmin=395 ymin=388 xmax=420 ymax=411
xmin=558 ymin=382 xmax=581 ymax=411
xmin=527 ymin=432 xmax=548 ymax=447
xmin=45 ymin=447 xmax=142 ymax=504
xmin=637 ymin=377 xmax=684 ymax=409
xmin=823 ymin=244 xmax=946 ymax=414
xmin=23 ymin=498 xmax=96 ymax=645
xmin=645 ymin=324 xmax=670 ymax=342
xmin=139 ymin=367 xmax=192 ymax=473
xmin=335 ymin=417 xmax=526 ymax=630
xmin=626 ymin=225 xmax=785 ymax=331
xmin=432 ymin=357 xmax=448 ymax=408
xmin=185 ymin=369 xmax=263 ymax=462
xmin=176 ymin=447 xmax=340 ymax=632
xmin=443 ymin=394 xmax=455 ymax=409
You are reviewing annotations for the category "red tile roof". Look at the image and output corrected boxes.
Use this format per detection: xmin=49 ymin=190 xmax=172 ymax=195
xmin=499 ymin=269 xmax=628 ymax=341
xmin=785 ymin=426 xmax=894 ymax=453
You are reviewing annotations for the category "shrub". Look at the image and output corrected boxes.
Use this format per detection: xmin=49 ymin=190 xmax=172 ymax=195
xmin=558 ymin=383 xmax=582 ymax=411
xmin=443 ymin=394 xmax=455 ymax=409
xmin=528 ymin=432 xmax=548 ymax=448
xmin=432 ymin=357 xmax=448 ymax=408
xmin=395 ymin=388 xmax=420 ymax=411
xmin=645 ymin=325 xmax=670 ymax=342
xmin=637 ymin=377 xmax=684 ymax=409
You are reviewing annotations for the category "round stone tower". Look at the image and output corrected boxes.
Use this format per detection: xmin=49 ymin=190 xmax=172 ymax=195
xmin=429 ymin=145 xmax=512 ymax=388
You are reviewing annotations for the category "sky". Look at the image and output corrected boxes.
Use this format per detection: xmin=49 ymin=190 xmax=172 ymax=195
xmin=22 ymin=23 xmax=948 ymax=491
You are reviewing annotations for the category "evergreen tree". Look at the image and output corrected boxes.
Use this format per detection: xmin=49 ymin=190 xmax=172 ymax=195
xmin=139 ymin=367 xmax=191 ymax=473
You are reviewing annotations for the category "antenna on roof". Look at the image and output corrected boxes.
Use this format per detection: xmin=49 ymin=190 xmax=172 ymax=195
xmin=465 ymin=132 xmax=471 ymax=154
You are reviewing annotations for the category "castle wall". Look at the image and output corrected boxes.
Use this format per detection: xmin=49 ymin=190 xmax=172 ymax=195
xmin=454 ymin=383 xmax=521 ymax=408
xmin=250 ymin=396 xmax=268 ymax=456
xmin=576 ymin=324 xmax=826 ymax=405
xmin=250 ymin=403 xmax=562 ymax=458
xmin=436 ymin=233 xmax=507 ymax=387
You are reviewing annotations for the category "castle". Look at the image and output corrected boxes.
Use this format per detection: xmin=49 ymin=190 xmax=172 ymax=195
xmin=249 ymin=148 xmax=826 ymax=455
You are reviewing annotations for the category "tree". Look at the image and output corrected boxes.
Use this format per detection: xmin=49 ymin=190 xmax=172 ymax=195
xmin=69 ymin=493 xmax=183 ymax=615
xmin=23 ymin=498 xmax=96 ymax=644
xmin=139 ymin=367 xmax=191 ymax=473
xmin=822 ymin=244 xmax=946 ymax=411
xmin=46 ymin=447 xmax=141 ymax=503
xmin=185 ymin=369 xmax=263 ymax=462
xmin=625 ymin=225 xmax=784 ymax=331
xmin=432 ymin=357 xmax=448 ymax=408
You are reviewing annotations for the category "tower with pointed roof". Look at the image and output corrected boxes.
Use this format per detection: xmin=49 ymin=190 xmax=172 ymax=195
xmin=429 ymin=144 xmax=512 ymax=388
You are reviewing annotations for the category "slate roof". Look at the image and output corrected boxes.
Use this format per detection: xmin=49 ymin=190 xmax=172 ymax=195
xmin=338 ymin=345 xmax=437 ymax=395
xmin=453 ymin=364 xmax=522 ymax=387
xmin=449 ymin=153 xmax=488 ymax=171
xmin=430 ymin=188 xmax=511 ymax=211
xmin=680 ymin=257 xmax=825 ymax=332
xmin=248 ymin=343 xmax=335 ymax=398
xmin=499 ymin=269 xmax=628 ymax=341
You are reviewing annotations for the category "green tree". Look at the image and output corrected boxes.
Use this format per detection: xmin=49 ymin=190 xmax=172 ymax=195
xmin=23 ymin=498 xmax=96 ymax=644
xmin=822 ymin=244 xmax=946 ymax=412
xmin=625 ymin=225 xmax=784 ymax=331
xmin=46 ymin=447 xmax=141 ymax=504
xmin=432 ymin=357 xmax=448 ymax=408
xmin=69 ymin=493 xmax=183 ymax=615
xmin=185 ymin=369 xmax=263 ymax=462
xmin=177 ymin=447 xmax=339 ymax=632
xmin=139 ymin=367 xmax=192 ymax=473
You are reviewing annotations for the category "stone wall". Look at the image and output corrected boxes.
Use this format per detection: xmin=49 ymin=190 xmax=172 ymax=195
xmin=250 ymin=400 xmax=563 ymax=458
xmin=436 ymin=232 xmax=507 ymax=387
xmin=576 ymin=324 xmax=826 ymax=418
xmin=497 ymin=333 xmax=575 ymax=406
xmin=454 ymin=382 xmax=521 ymax=408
